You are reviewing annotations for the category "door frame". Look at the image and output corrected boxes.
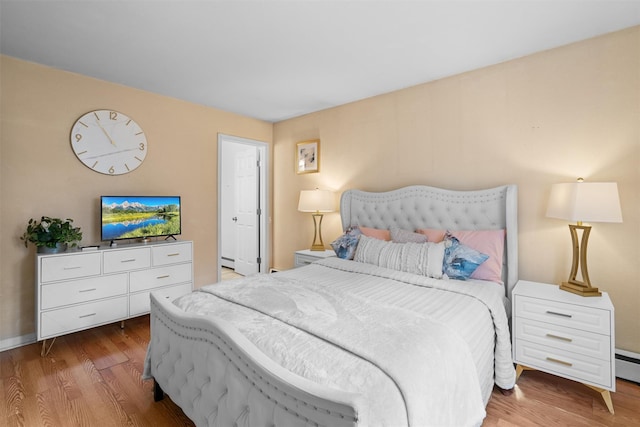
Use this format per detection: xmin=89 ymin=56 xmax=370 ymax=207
xmin=217 ymin=134 xmax=269 ymax=281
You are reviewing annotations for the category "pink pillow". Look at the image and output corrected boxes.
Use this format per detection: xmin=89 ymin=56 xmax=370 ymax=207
xmin=416 ymin=228 xmax=446 ymax=242
xmin=359 ymin=226 xmax=391 ymax=241
xmin=416 ymin=228 xmax=505 ymax=284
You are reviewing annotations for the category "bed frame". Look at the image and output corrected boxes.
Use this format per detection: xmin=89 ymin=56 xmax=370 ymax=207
xmin=146 ymin=184 xmax=518 ymax=426
xmin=340 ymin=184 xmax=518 ymax=298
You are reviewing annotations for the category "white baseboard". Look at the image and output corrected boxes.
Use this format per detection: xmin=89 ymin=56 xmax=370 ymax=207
xmin=616 ymin=349 xmax=640 ymax=383
xmin=0 ymin=333 xmax=36 ymax=352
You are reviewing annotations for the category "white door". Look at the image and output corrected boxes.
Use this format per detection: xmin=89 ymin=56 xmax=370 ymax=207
xmin=220 ymin=142 xmax=239 ymax=269
xmin=234 ymin=147 xmax=259 ymax=276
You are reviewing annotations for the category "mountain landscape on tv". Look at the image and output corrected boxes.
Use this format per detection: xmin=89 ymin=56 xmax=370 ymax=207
xmin=101 ymin=197 xmax=181 ymax=241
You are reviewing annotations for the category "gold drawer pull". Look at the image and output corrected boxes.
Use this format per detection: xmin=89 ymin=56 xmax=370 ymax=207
xmin=546 ymin=333 xmax=573 ymax=342
xmin=121 ymin=258 xmax=137 ymax=263
xmin=546 ymin=310 xmax=572 ymax=318
xmin=157 ymin=275 xmax=170 ymax=279
xmin=547 ymin=357 xmax=573 ymax=367
xmin=167 ymin=253 xmax=180 ymax=257
xmin=78 ymin=288 xmax=97 ymax=293
xmin=63 ymin=266 xmax=82 ymax=270
xmin=79 ymin=313 xmax=96 ymax=319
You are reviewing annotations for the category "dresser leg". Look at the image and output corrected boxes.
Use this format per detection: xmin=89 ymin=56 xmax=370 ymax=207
xmin=40 ymin=337 xmax=57 ymax=357
xmin=586 ymin=384 xmax=615 ymax=414
xmin=120 ymin=320 xmax=125 ymax=329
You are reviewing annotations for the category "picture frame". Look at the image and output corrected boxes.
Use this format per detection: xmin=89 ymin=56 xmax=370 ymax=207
xmin=296 ymin=139 xmax=320 ymax=174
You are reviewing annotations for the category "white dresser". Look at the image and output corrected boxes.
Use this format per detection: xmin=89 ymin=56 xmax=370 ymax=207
xmin=36 ymin=241 xmax=193 ymax=345
xmin=512 ymin=280 xmax=615 ymax=413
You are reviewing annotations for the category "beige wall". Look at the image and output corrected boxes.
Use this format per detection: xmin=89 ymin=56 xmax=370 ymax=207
xmin=273 ymin=27 xmax=640 ymax=352
xmin=0 ymin=55 xmax=273 ymax=343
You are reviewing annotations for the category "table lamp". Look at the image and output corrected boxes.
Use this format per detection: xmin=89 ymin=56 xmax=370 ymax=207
xmin=298 ymin=189 xmax=334 ymax=251
xmin=546 ymin=178 xmax=622 ymax=296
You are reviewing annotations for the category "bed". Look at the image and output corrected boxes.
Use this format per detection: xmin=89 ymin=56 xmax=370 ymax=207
xmin=144 ymin=184 xmax=518 ymax=427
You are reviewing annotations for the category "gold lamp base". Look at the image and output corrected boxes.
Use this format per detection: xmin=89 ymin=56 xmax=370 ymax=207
xmin=309 ymin=213 xmax=326 ymax=251
xmin=560 ymin=281 xmax=602 ymax=297
xmin=559 ymin=223 xmax=602 ymax=297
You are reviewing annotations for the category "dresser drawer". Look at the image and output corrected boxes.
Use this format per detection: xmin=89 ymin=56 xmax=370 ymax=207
xmin=515 ymin=340 xmax=612 ymax=389
xmin=514 ymin=295 xmax=610 ymax=335
xmin=103 ymin=247 xmax=150 ymax=273
xmin=40 ymin=253 xmax=101 ymax=283
xmin=515 ymin=317 xmax=610 ymax=361
xmin=153 ymin=242 xmax=192 ymax=266
xmin=129 ymin=283 xmax=192 ymax=316
xmin=39 ymin=296 xmax=128 ymax=339
xmin=41 ymin=274 xmax=127 ymax=310
xmin=129 ymin=263 xmax=192 ymax=293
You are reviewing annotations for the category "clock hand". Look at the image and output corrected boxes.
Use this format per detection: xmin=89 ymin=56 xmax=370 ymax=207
xmin=83 ymin=147 xmax=140 ymax=160
xmin=95 ymin=120 xmax=117 ymax=146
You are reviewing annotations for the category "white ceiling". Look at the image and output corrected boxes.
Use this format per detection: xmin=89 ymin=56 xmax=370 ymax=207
xmin=1 ymin=1 xmax=639 ymax=123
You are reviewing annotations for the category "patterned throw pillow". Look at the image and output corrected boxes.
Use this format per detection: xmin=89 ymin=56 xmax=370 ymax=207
xmin=390 ymin=228 xmax=428 ymax=243
xmin=330 ymin=226 xmax=363 ymax=260
xmin=354 ymin=235 xmax=444 ymax=279
xmin=442 ymin=231 xmax=489 ymax=280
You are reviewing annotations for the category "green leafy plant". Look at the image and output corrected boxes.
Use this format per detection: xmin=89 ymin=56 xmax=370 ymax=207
xmin=21 ymin=216 xmax=83 ymax=249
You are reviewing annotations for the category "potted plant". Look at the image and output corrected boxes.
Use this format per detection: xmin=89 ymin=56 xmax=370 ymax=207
xmin=21 ymin=216 xmax=83 ymax=253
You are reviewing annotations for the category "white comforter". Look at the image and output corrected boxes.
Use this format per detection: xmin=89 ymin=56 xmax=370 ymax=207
xmin=173 ymin=258 xmax=515 ymax=427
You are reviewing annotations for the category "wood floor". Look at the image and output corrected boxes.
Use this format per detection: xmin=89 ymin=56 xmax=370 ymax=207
xmin=2 ymin=316 xmax=639 ymax=426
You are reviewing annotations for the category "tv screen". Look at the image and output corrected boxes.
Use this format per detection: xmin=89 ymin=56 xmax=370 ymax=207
xmin=101 ymin=196 xmax=181 ymax=242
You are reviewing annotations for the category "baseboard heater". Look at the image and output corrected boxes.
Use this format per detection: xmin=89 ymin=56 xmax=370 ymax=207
xmin=615 ymin=350 xmax=640 ymax=384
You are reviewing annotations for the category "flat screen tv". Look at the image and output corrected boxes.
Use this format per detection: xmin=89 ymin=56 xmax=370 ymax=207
xmin=101 ymin=196 xmax=181 ymax=242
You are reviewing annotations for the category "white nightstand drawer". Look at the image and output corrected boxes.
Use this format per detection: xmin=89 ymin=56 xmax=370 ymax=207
xmin=515 ymin=340 xmax=612 ymax=389
xmin=129 ymin=263 xmax=192 ymax=293
xmin=40 ymin=253 xmax=101 ymax=283
xmin=295 ymin=253 xmax=320 ymax=267
xmin=103 ymin=247 xmax=151 ymax=273
xmin=39 ymin=296 xmax=128 ymax=339
xmin=515 ymin=295 xmax=610 ymax=335
xmin=40 ymin=274 xmax=127 ymax=310
xmin=130 ymin=283 xmax=192 ymax=316
xmin=515 ymin=317 xmax=610 ymax=361
xmin=152 ymin=242 xmax=192 ymax=266
xmin=294 ymin=249 xmax=336 ymax=268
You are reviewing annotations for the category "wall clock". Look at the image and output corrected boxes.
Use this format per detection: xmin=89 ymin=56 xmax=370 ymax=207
xmin=70 ymin=109 xmax=147 ymax=175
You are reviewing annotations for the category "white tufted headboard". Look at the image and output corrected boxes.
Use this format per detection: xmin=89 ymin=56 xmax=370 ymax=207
xmin=340 ymin=185 xmax=518 ymax=298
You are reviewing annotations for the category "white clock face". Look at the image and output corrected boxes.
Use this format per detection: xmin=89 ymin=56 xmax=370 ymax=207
xmin=70 ymin=110 xmax=147 ymax=175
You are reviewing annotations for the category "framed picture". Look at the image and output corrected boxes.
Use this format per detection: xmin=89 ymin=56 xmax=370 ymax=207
xmin=296 ymin=139 xmax=320 ymax=174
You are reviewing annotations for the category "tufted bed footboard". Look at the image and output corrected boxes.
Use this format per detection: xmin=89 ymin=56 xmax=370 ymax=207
xmin=144 ymin=292 xmax=364 ymax=427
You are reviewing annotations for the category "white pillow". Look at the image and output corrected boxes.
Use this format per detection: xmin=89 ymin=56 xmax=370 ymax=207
xmin=354 ymin=235 xmax=444 ymax=279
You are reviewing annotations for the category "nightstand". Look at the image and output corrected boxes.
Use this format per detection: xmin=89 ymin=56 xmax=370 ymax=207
xmin=512 ymin=280 xmax=615 ymax=413
xmin=294 ymin=249 xmax=336 ymax=268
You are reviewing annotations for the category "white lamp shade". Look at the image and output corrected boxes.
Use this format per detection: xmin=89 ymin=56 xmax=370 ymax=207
xmin=546 ymin=182 xmax=622 ymax=223
xmin=298 ymin=189 xmax=334 ymax=213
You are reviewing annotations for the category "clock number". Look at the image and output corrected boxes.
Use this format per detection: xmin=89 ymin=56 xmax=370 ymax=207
xmin=75 ymin=133 xmax=82 ymax=142
xmin=139 ymin=143 xmax=145 ymax=151
xmin=109 ymin=166 xmax=115 ymax=174
xmin=110 ymin=111 xmax=118 ymax=120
